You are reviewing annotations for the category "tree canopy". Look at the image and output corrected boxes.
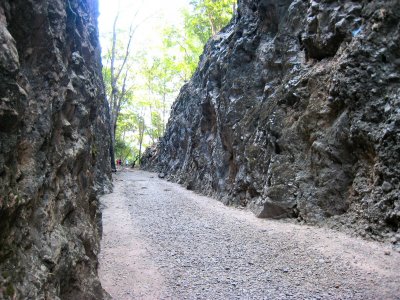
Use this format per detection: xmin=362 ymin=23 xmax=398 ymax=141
xmin=102 ymin=0 xmax=236 ymax=167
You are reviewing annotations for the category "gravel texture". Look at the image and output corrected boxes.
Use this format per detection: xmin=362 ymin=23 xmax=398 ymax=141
xmin=99 ymin=170 xmax=400 ymax=299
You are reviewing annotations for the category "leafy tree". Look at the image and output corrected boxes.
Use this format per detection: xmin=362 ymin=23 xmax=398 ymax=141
xmin=140 ymin=55 xmax=179 ymax=136
xmin=116 ymin=110 xmax=139 ymax=140
xmin=102 ymin=14 xmax=136 ymax=170
xmin=114 ymin=103 xmax=147 ymax=165
xmin=115 ymin=139 xmax=133 ymax=164
xmin=188 ymin=0 xmax=236 ymax=38
xmin=145 ymin=110 xmax=162 ymax=143
xmin=102 ymin=1 xmax=236 ymax=169
xmin=162 ymin=0 xmax=236 ymax=80
xmin=136 ymin=111 xmax=146 ymax=164
xmin=162 ymin=26 xmax=203 ymax=80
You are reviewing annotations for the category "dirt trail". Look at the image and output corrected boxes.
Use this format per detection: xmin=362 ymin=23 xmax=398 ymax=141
xmin=99 ymin=170 xmax=400 ymax=299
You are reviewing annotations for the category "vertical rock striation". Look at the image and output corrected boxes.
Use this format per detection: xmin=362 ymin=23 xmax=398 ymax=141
xmin=0 ymin=0 xmax=111 ymax=298
xmin=142 ymin=0 xmax=400 ymax=240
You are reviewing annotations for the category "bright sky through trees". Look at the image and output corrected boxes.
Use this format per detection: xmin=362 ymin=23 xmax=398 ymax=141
xmin=98 ymin=0 xmax=236 ymax=166
xmin=98 ymin=0 xmax=190 ymax=166
xmin=98 ymin=0 xmax=188 ymax=52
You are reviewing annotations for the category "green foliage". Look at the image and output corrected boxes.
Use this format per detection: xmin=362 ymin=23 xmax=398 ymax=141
xmin=103 ymin=1 xmax=235 ymax=164
xmin=188 ymin=0 xmax=236 ymax=41
xmin=147 ymin=110 xmax=163 ymax=142
xmin=102 ymin=67 xmax=112 ymax=96
xmin=163 ymin=0 xmax=236 ymax=79
xmin=162 ymin=25 xmax=203 ymax=80
xmin=115 ymin=138 xmax=133 ymax=162
xmin=117 ymin=110 xmax=139 ymax=138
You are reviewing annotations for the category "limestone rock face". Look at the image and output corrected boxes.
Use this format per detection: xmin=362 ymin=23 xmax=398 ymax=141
xmin=142 ymin=0 xmax=400 ymax=239
xmin=0 ymin=0 xmax=111 ymax=298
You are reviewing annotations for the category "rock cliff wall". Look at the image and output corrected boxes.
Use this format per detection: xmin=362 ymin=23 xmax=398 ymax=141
xmin=142 ymin=0 xmax=400 ymax=241
xmin=0 ymin=0 xmax=111 ymax=298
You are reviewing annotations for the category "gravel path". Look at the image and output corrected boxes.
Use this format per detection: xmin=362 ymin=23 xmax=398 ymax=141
xmin=99 ymin=170 xmax=400 ymax=299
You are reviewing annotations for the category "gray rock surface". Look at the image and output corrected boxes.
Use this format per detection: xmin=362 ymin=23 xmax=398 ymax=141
xmin=142 ymin=0 xmax=400 ymax=241
xmin=0 ymin=0 xmax=111 ymax=298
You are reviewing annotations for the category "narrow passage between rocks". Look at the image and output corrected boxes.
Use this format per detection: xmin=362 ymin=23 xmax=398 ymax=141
xmin=99 ymin=170 xmax=400 ymax=299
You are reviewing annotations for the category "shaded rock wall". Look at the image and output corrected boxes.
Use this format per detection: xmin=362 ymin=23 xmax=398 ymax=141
xmin=142 ymin=0 xmax=400 ymax=240
xmin=0 ymin=0 xmax=111 ymax=298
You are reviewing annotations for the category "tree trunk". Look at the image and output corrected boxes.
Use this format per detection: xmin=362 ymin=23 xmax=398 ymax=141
xmin=110 ymin=129 xmax=117 ymax=171
xmin=138 ymin=116 xmax=145 ymax=166
xmin=138 ymin=140 xmax=142 ymax=166
xmin=208 ymin=13 xmax=217 ymax=36
xmin=107 ymin=14 xmax=134 ymax=171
